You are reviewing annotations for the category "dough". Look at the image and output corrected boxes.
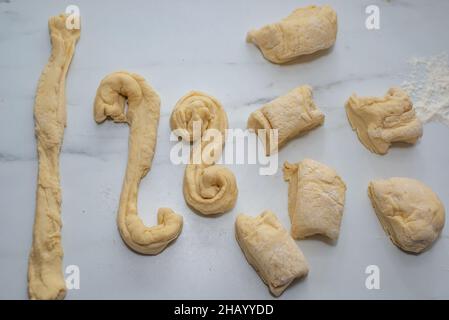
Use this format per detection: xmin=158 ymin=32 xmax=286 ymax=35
xmin=28 ymin=13 xmax=80 ymax=300
xmin=170 ymin=91 xmax=238 ymax=215
xmin=246 ymin=5 xmax=337 ymax=64
xmin=345 ymin=87 xmax=423 ymax=155
xmin=235 ymin=211 xmax=309 ymax=296
xmin=283 ymin=159 xmax=346 ymax=241
xmin=94 ymin=71 xmax=183 ymax=254
xmin=247 ymin=86 xmax=324 ymax=155
xmin=368 ymin=177 xmax=445 ymax=253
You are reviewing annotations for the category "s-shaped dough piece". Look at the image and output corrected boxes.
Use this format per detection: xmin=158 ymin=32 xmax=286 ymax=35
xmin=246 ymin=5 xmax=337 ymax=64
xmin=345 ymin=87 xmax=423 ymax=155
xmin=283 ymin=159 xmax=346 ymax=241
xmin=94 ymin=71 xmax=183 ymax=254
xmin=28 ymin=13 xmax=80 ymax=300
xmin=170 ymin=91 xmax=238 ymax=215
xmin=368 ymin=177 xmax=445 ymax=253
xmin=235 ymin=211 xmax=309 ymax=296
xmin=247 ymin=86 xmax=324 ymax=155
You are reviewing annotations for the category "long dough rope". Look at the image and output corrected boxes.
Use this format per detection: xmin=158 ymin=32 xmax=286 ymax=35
xmin=94 ymin=71 xmax=183 ymax=254
xmin=170 ymin=91 xmax=238 ymax=215
xmin=28 ymin=14 xmax=80 ymax=300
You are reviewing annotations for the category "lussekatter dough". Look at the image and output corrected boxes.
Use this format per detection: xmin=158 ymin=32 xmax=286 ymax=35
xmin=235 ymin=211 xmax=309 ymax=296
xmin=368 ymin=177 xmax=445 ymax=253
xmin=170 ymin=91 xmax=238 ymax=215
xmin=283 ymin=159 xmax=346 ymax=241
xmin=246 ymin=5 xmax=337 ymax=64
xmin=28 ymin=13 xmax=80 ymax=300
xmin=247 ymin=86 xmax=324 ymax=155
xmin=94 ymin=71 xmax=183 ymax=254
xmin=345 ymin=87 xmax=423 ymax=155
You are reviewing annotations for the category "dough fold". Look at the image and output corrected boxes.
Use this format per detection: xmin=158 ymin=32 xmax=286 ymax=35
xmin=345 ymin=87 xmax=423 ymax=155
xmin=283 ymin=159 xmax=346 ymax=241
xmin=247 ymin=5 xmax=337 ymax=64
xmin=170 ymin=91 xmax=238 ymax=215
xmin=247 ymin=86 xmax=324 ymax=155
xmin=94 ymin=71 xmax=183 ymax=254
xmin=368 ymin=177 xmax=445 ymax=253
xmin=28 ymin=13 xmax=80 ymax=300
xmin=235 ymin=211 xmax=309 ymax=296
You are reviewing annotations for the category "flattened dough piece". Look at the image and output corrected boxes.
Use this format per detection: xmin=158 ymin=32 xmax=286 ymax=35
xmin=247 ymin=5 xmax=337 ymax=64
xmin=345 ymin=87 xmax=423 ymax=155
xmin=28 ymin=13 xmax=80 ymax=300
xmin=368 ymin=177 xmax=445 ymax=253
xmin=283 ymin=159 xmax=346 ymax=241
xmin=247 ymin=86 xmax=324 ymax=155
xmin=235 ymin=211 xmax=309 ymax=296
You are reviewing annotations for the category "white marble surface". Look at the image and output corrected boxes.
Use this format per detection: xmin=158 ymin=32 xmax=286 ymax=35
xmin=1 ymin=0 xmax=449 ymax=299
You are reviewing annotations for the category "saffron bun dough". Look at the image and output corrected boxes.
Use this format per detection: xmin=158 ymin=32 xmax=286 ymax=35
xmin=283 ymin=159 xmax=346 ymax=241
xmin=247 ymin=5 xmax=337 ymax=64
xmin=345 ymin=87 xmax=423 ymax=155
xmin=235 ymin=211 xmax=309 ymax=296
xmin=368 ymin=177 xmax=445 ymax=253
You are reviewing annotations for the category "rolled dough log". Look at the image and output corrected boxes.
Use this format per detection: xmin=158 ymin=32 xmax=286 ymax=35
xmin=28 ymin=13 xmax=80 ymax=300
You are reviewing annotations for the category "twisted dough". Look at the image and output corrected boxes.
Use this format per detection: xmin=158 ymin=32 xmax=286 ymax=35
xmin=28 ymin=13 xmax=80 ymax=300
xmin=94 ymin=71 xmax=183 ymax=254
xmin=170 ymin=91 xmax=238 ymax=215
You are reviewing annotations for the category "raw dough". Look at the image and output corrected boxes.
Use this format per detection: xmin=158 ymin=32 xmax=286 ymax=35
xmin=246 ymin=5 xmax=337 ymax=64
xmin=368 ymin=177 xmax=445 ymax=253
xmin=28 ymin=13 xmax=80 ymax=300
xmin=345 ymin=87 xmax=423 ymax=155
xmin=94 ymin=71 xmax=183 ymax=254
xmin=283 ymin=159 xmax=346 ymax=241
xmin=247 ymin=86 xmax=324 ymax=155
xmin=170 ymin=91 xmax=238 ymax=215
xmin=235 ymin=211 xmax=309 ymax=296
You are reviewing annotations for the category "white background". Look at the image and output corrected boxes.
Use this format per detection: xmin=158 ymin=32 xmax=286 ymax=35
xmin=0 ymin=0 xmax=448 ymax=299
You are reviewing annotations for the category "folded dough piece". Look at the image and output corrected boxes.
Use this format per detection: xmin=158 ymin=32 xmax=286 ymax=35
xmin=345 ymin=87 xmax=423 ymax=155
xmin=246 ymin=5 xmax=337 ymax=64
xmin=247 ymin=86 xmax=324 ymax=155
xmin=283 ymin=159 xmax=346 ymax=241
xmin=235 ymin=211 xmax=309 ymax=296
xmin=368 ymin=177 xmax=445 ymax=253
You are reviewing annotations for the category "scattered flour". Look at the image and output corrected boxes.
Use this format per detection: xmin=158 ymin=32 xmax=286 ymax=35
xmin=402 ymin=53 xmax=449 ymax=126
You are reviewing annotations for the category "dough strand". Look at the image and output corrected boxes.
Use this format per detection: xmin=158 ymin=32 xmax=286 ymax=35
xmin=28 ymin=13 xmax=80 ymax=300
xmin=94 ymin=71 xmax=183 ymax=254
